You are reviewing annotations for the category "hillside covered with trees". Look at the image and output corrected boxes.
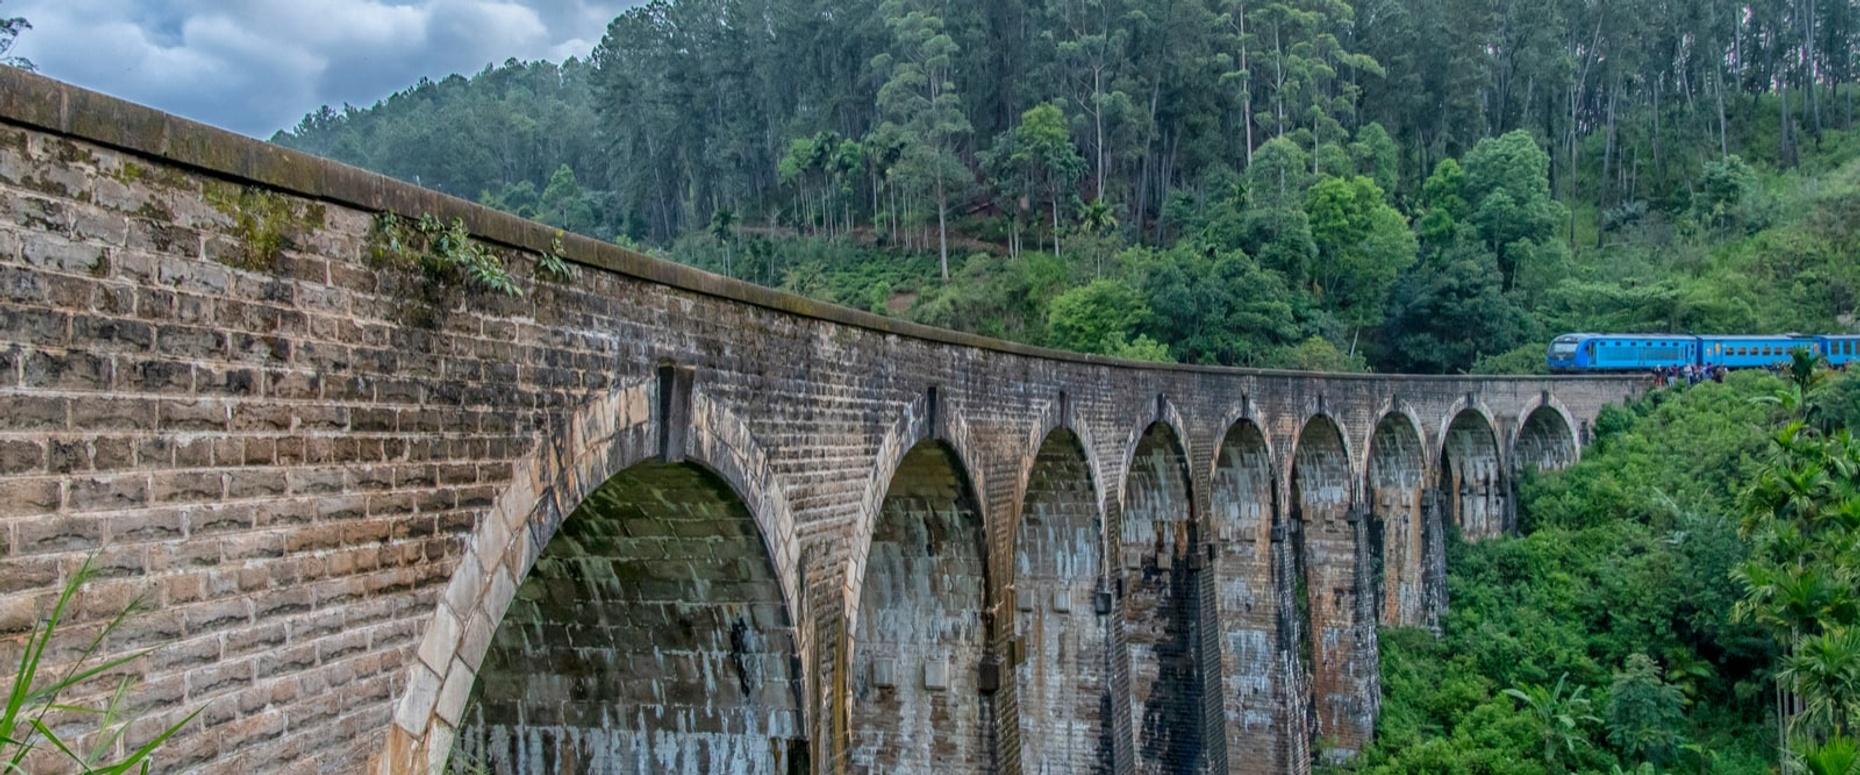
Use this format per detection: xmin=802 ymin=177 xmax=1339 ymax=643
xmin=275 ymin=0 xmax=1860 ymax=374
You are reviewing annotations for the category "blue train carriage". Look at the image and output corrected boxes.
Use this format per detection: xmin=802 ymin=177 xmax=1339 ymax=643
xmin=1823 ymin=334 xmax=1860 ymax=368
xmin=1698 ymin=334 xmax=1821 ymax=369
xmin=1547 ymin=333 xmax=1698 ymax=372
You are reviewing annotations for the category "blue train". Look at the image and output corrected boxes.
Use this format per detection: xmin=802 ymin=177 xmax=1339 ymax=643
xmin=1547 ymin=333 xmax=1860 ymax=373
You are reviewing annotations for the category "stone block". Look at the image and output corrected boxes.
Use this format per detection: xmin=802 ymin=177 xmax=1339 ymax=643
xmin=923 ymin=655 xmax=949 ymax=691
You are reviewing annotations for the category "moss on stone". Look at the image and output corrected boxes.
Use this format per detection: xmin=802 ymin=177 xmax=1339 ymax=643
xmin=0 ymin=127 xmax=28 ymax=154
xmin=119 ymin=162 xmax=194 ymax=193
xmin=204 ymin=181 xmax=315 ymax=272
xmin=135 ymin=199 xmax=175 ymax=222
xmin=20 ymin=173 xmax=75 ymax=199
xmin=49 ymin=138 xmax=99 ymax=166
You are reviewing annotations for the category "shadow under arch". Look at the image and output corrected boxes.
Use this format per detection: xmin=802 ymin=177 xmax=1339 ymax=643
xmin=1005 ymin=396 xmax=1110 ymax=569
xmin=847 ymin=438 xmax=993 ymax=773
xmin=1438 ymin=405 xmax=1506 ymax=540
xmin=378 ymin=380 xmax=810 ymax=774
xmin=1365 ymin=410 xmax=1427 ymax=628
xmin=456 ymin=459 xmax=808 ymax=773
xmin=1013 ymin=426 xmax=1113 ymax=774
xmin=1120 ymin=419 xmax=1201 ymax=774
xmin=1288 ymin=413 xmax=1376 ymax=760
xmin=1512 ymin=397 xmax=1580 ymax=474
xmin=1209 ymin=416 xmax=1283 ymax=772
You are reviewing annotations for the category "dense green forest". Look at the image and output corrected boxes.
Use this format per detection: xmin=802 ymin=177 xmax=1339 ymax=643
xmin=273 ymin=0 xmax=1860 ymax=373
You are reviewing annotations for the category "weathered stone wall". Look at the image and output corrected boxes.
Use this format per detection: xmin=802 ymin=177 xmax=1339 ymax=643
xmin=0 ymin=70 xmax=1643 ymax=775
xmin=1210 ymin=421 xmax=1277 ymax=770
xmin=1120 ymin=423 xmax=1200 ymax=774
xmin=850 ymin=442 xmax=990 ymax=773
xmin=1366 ymin=414 xmax=1425 ymax=627
xmin=1288 ymin=418 xmax=1371 ymax=761
xmin=1012 ymin=430 xmax=1110 ymax=774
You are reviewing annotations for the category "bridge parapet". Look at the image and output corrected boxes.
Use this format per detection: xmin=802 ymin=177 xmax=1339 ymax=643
xmin=0 ymin=68 xmax=1643 ymax=775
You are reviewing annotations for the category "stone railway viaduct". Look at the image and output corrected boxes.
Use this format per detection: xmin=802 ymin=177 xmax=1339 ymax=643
xmin=0 ymin=70 xmax=1644 ymax=774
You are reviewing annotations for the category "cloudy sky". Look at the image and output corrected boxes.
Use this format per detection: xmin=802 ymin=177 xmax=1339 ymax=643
xmin=7 ymin=0 xmax=641 ymax=137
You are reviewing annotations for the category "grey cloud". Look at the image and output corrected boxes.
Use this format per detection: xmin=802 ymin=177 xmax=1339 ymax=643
xmin=7 ymin=0 xmax=637 ymax=137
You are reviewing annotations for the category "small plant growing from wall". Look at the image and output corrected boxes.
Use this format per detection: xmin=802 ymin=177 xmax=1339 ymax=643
xmin=2 ymin=555 xmax=199 ymax=772
xmin=203 ymin=181 xmax=324 ymax=271
xmin=368 ymin=213 xmax=523 ymax=325
xmin=537 ymin=232 xmax=576 ymax=283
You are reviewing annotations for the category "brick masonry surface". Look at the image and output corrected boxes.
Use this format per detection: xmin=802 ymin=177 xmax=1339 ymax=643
xmin=0 ymin=69 xmax=1645 ymax=775
xmin=1013 ymin=429 xmax=1110 ymax=775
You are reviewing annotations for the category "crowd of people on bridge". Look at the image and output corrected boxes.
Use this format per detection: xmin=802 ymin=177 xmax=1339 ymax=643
xmin=1653 ymin=364 xmax=1726 ymax=387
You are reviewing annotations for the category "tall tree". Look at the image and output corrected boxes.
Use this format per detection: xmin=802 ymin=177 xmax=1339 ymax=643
xmin=1460 ymin=130 xmax=1565 ymax=292
xmin=1305 ymin=175 xmax=1416 ymax=344
xmin=1012 ymin=102 xmax=1086 ymax=257
xmin=1049 ymin=0 xmax=1133 ymax=202
xmin=874 ymin=0 xmax=974 ymax=280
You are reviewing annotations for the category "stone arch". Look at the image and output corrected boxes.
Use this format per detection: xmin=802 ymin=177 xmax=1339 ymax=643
xmin=848 ymin=438 xmax=993 ymax=773
xmin=1209 ymin=416 xmax=1281 ymax=771
xmin=1013 ymin=427 xmax=1112 ymax=774
xmin=1119 ymin=420 xmax=1201 ymax=775
xmin=1005 ymin=396 xmax=1111 ymax=568
xmin=1365 ymin=411 xmax=1427 ymax=628
xmin=1511 ymin=396 xmax=1580 ymax=474
xmin=1438 ymin=405 xmax=1506 ymax=541
xmin=378 ymin=380 xmax=809 ymax=774
xmin=1289 ymin=414 xmax=1375 ymax=760
xmin=455 ymin=461 xmax=807 ymax=773
xmin=842 ymin=394 xmax=991 ymax=636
